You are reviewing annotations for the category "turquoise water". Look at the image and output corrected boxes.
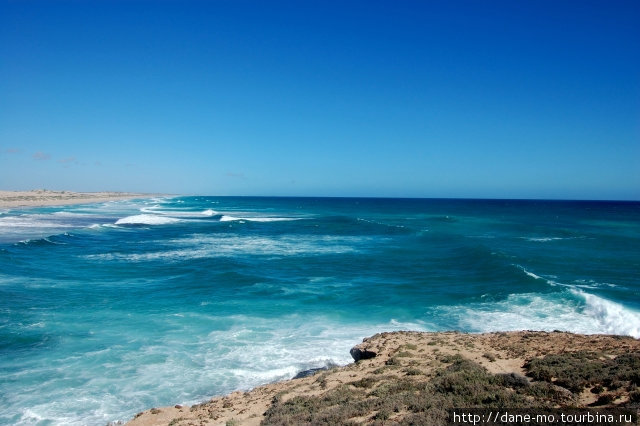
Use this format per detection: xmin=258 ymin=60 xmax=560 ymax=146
xmin=1 ymin=196 xmax=639 ymax=425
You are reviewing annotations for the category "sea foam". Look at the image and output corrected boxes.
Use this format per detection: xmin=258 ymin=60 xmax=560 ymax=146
xmin=114 ymin=214 xmax=182 ymax=225
xmin=575 ymin=289 xmax=640 ymax=338
xmin=445 ymin=290 xmax=640 ymax=338
xmin=139 ymin=207 xmax=219 ymax=218
xmin=83 ymin=234 xmax=367 ymax=262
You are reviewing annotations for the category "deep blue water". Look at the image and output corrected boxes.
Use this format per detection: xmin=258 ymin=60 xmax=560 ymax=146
xmin=1 ymin=196 xmax=639 ymax=425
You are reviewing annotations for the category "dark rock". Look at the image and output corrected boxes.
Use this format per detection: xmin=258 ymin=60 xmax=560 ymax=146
xmin=350 ymin=347 xmax=377 ymax=362
xmin=292 ymin=367 xmax=329 ymax=379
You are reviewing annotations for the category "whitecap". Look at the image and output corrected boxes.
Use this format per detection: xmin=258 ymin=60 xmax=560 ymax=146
xmin=82 ymin=234 xmax=366 ymax=262
xmin=16 ymin=236 xmax=65 ymax=246
xmin=0 ymin=216 xmax=75 ymax=229
xmin=515 ymin=265 xmax=551 ymax=283
xmin=438 ymin=290 xmax=640 ymax=338
xmin=220 ymin=215 xmax=299 ymax=222
xmin=523 ymin=269 xmax=543 ymax=280
xmin=51 ymin=211 xmax=93 ymax=218
xmin=356 ymin=218 xmax=405 ymax=228
xmin=137 ymin=207 xmax=219 ymax=218
xmin=114 ymin=214 xmax=182 ymax=225
xmin=573 ymin=289 xmax=640 ymax=338
xmin=87 ymin=223 xmax=124 ymax=230
xmin=139 ymin=206 xmax=160 ymax=213
xmin=521 ymin=237 xmax=564 ymax=242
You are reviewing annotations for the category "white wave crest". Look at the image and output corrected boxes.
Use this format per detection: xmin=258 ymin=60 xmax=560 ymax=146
xmin=440 ymin=290 xmax=640 ymax=338
xmin=139 ymin=206 xmax=160 ymax=213
xmin=138 ymin=207 xmax=218 ymax=218
xmin=114 ymin=214 xmax=182 ymax=225
xmin=83 ymin=234 xmax=371 ymax=262
xmin=515 ymin=265 xmax=560 ymax=286
xmin=523 ymin=268 xmax=543 ymax=280
xmin=574 ymin=289 xmax=640 ymax=338
xmin=52 ymin=211 xmax=93 ymax=218
xmin=0 ymin=216 xmax=75 ymax=229
xmin=87 ymin=223 xmax=122 ymax=230
xmin=220 ymin=215 xmax=299 ymax=222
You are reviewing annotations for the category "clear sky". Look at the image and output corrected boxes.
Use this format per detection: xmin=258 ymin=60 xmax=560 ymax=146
xmin=1 ymin=0 xmax=638 ymax=200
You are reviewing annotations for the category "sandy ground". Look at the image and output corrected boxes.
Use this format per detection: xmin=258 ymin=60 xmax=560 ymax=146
xmin=126 ymin=331 xmax=640 ymax=426
xmin=0 ymin=190 xmax=152 ymax=208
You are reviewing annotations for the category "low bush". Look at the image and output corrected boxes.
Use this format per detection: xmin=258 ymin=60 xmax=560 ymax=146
xmin=525 ymin=351 xmax=640 ymax=395
xmin=261 ymin=351 xmax=640 ymax=425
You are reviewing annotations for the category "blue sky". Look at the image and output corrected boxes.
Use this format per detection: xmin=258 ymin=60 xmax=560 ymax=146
xmin=1 ymin=1 xmax=638 ymax=199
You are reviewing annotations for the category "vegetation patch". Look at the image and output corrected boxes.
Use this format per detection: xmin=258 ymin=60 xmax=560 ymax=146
xmin=385 ymin=357 xmax=402 ymax=366
xmin=263 ymin=356 xmax=539 ymax=425
xmin=405 ymin=367 xmax=422 ymax=376
xmin=497 ymin=372 xmax=529 ymax=389
xmin=482 ymin=352 xmax=496 ymax=362
xmin=350 ymin=377 xmax=378 ymax=389
xmin=524 ymin=351 xmax=640 ymax=394
xmin=262 ymin=349 xmax=640 ymax=425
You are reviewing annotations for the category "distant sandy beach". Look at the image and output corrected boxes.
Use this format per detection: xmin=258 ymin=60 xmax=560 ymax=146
xmin=0 ymin=190 xmax=152 ymax=208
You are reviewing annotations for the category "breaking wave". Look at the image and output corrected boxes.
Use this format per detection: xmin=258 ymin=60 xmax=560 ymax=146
xmin=114 ymin=214 xmax=183 ymax=225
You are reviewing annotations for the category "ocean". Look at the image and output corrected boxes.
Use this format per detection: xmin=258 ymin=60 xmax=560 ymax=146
xmin=1 ymin=196 xmax=639 ymax=425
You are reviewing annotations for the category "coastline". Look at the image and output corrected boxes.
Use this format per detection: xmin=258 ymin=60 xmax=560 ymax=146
xmin=126 ymin=330 xmax=640 ymax=426
xmin=0 ymin=190 xmax=156 ymax=209
xmin=3 ymin=196 xmax=638 ymax=424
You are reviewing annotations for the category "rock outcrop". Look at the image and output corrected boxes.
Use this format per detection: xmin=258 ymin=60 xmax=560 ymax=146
xmin=349 ymin=346 xmax=377 ymax=362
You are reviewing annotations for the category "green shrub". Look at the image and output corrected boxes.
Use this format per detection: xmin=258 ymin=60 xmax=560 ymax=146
xmin=405 ymin=367 xmax=422 ymax=376
xmin=497 ymin=372 xmax=529 ymax=389
xmin=593 ymin=394 xmax=615 ymax=405
xmin=386 ymin=357 xmax=401 ymax=366
xmin=525 ymin=351 xmax=640 ymax=395
xmin=261 ymin=351 xmax=640 ymax=426
xmin=483 ymin=352 xmax=496 ymax=362
xmin=350 ymin=377 xmax=378 ymax=388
